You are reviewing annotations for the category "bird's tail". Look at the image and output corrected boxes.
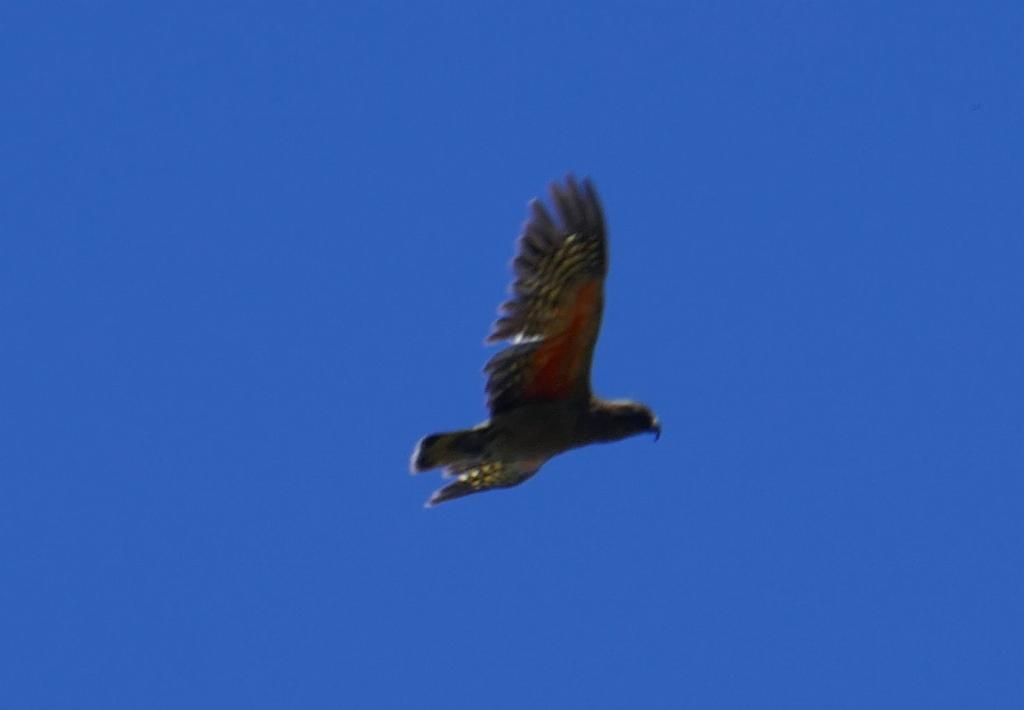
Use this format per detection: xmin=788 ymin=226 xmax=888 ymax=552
xmin=410 ymin=427 xmax=488 ymax=473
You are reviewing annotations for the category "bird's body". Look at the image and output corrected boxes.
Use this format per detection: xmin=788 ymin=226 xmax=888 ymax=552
xmin=411 ymin=176 xmax=660 ymax=506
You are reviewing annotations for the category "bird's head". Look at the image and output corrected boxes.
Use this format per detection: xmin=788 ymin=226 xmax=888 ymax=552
xmin=592 ymin=400 xmax=661 ymax=442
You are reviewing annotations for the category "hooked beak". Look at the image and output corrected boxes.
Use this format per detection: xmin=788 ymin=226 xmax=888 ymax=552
xmin=651 ymin=418 xmax=661 ymax=442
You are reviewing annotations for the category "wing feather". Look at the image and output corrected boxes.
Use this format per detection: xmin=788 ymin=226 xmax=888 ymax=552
xmin=484 ymin=175 xmax=608 ymax=415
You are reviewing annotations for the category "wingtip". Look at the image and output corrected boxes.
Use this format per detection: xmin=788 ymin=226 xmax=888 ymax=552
xmin=581 ymin=175 xmax=598 ymax=198
xmin=424 ymin=490 xmax=448 ymax=508
xmin=554 ymin=171 xmax=594 ymax=195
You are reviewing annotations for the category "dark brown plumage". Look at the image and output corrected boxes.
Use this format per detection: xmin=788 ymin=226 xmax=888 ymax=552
xmin=411 ymin=175 xmax=660 ymax=506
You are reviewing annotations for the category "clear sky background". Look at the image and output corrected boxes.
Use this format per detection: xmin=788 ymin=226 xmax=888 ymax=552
xmin=3 ymin=2 xmax=1023 ymax=708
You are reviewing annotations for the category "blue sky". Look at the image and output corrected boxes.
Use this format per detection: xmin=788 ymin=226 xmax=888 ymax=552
xmin=3 ymin=2 xmax=1022 ymax=708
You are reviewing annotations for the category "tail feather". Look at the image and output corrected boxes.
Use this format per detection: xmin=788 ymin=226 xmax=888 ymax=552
xmin=410 ymin=427 xmax=487 ymax=473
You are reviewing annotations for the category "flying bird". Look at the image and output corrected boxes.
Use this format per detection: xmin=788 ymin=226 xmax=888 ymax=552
xmin=411 ymin=175 xmax=660 ymax=506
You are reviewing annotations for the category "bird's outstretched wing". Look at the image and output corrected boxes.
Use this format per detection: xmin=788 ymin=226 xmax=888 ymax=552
xmin=426 ymin=460 xmax=542 ymax=507
xmin=484 ymin=175 xmax=608 ymax=416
